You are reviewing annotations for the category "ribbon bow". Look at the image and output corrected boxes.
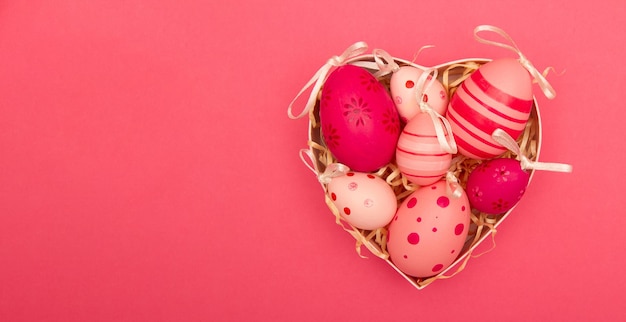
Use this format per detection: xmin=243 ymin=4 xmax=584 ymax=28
xmin=372 ymin=49 xmax=400 ymax=78
xmin=317 ymin=163 xmax=351 ymax=184
xmin=491 ymin=129 xmax=573 ymax=172
xmin=287 ymin=42 xmax=369 ymax=119
xmin=416 ymin=68 xmax=458 ymax=154
xmin=371 ymin=48 xmax=456 ymax=153
xmin=474 ymin=25 xmax=556 ymax=99
xmin=445 ymin=171 xmax=463 ymax=199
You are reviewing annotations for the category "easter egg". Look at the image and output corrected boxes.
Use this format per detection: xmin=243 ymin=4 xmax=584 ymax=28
xmin=396 ymin=113 xmax=452 ymax=186
xmin=466 ymin=157 xmax=530 ymax=215
xmin=446 ymin=58 xmax=533 ymax=159
xmin=390 ymin=66 xmax=448 ymax=122
xmin=327 ymin=172 xmax=398 ymax=230
xmin=387 ymin=180 xmax=471 ymax=278
xmin=320 ymin=65 xmax=400 ymax=172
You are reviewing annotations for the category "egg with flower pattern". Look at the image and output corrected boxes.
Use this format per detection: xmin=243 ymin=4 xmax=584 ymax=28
xmin=466 ymin=157 xmax=531 ymax=214
xmin=320 ymin=65 xmax=401 ymax=172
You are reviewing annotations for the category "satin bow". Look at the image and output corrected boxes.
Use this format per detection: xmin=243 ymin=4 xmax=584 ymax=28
xmin=474 ymin=25 xmax=556 ymax=99
xmin=491 ymin=129 xmax=572 ymax=172
xmin=287 ymin=42 xmax=369 ymax=119
xmin=372 ymin=49 xmax=400 ymax=78
xmin=416 ymin=68 xmax=458 ymax=154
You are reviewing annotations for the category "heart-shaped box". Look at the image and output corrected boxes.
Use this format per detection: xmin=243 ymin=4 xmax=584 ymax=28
xmin=296 ymin=52 xmax=542 ymax=289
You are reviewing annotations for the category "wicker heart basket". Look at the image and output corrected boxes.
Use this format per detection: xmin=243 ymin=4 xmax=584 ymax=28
xmin=297 ymin=53 xmax=542 ymax=289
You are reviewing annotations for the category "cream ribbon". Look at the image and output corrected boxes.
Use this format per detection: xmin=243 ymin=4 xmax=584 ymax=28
xmin=287 ymin=42 xmax=369 ymax=119
xmin=299 ymin=148 xmax=317 ymax=175
xmin=474 ymin=25 xmax=556 ymax=99
xmin=445 ymin=171 xmax=463 ymax=199
xmin=372 ymin=45 xmax=437 ymax=77
xmin=370 ymin=49 xmax=457 ymax=154
xmin=317 ymin=162 xmax=351 ymax=184
xmin=491 ymin=129 xmax=573 ymax=172
xmin=372 ymin=49 xmax=400 ymax=78
xmin=299 ymin=148 xmax=352 ymax=183
xmin=417 ymin=68 xmax=458 ymax=154
xmin=374 ymin=47 xmax=457 ymax=153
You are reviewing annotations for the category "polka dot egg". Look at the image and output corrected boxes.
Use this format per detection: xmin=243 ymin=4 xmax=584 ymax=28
xmin=387 ymin=180 xmax=470 ymax=278
xmin=390 ymin=66 xmax=449 ymax=123
xmin=327 ymin=172 xmax=398 ymax=230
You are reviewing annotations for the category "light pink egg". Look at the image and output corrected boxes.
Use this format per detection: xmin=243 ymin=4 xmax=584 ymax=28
xmin=320 ymin=65 xmax=400 ymax=172
xmin=396 ymin=113 xmax=452 ymax=186
xmin=446 ymin=58 xmax=533 ymax=159
xmin=327 ymin=172 xmax=398 ymax=230
xmin=390 ymin=66 xmax=448 ymax=122
xmin=387 ymin=180 xmax=471 ymax=278
xmin=466 ymin=158 xmax=530 ymax=215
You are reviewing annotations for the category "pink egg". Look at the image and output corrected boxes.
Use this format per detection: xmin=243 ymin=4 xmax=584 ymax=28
xmin=446 ymin=58 xmax=533 ymax=159
xmin=466 ymin=158 xmax=530 ymax=215
xmin=396 ymin=113 xmax=452 ymax=186
xmin=387 ymin=180 xmax=470 ymax=278
xmin=320 ymin=65 xmax=400 ymax=172
xmin=327 ymin=172 xmax=398 ymax=230
xmin=390 ymin=66 xmax=448 ymax=122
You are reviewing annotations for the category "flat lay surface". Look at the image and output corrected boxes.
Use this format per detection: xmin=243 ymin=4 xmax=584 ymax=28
xmin=1 ymin=1 xmax=624 ymax=321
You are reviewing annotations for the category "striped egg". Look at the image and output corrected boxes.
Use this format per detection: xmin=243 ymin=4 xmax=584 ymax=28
xmin=446 ymin=58 xmax=533 ymax=160
xmin=396 ymin=113 xmax=452 ymax=186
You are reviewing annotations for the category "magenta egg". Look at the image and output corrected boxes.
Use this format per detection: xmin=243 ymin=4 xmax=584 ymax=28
xmin=466 ymin=158 xmax=531 ymax=214
xmin=446 ymin=58 xmax=533 ymax=160
xmin=320 ymin=65 xmax=400 ymax=172
xmin=387 ymin=180 xmax=471 ymax=278
xmin=396 ymin=113 xmax=452 ymax=186
xmin=390 ymin=66 xmax=448 ymax=123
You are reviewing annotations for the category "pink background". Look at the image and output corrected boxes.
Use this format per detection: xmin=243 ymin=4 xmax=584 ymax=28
xmin=1 ymin=1 xmax=624 ymax=321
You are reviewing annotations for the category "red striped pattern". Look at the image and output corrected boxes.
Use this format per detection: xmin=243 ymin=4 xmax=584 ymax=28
xmin=445 ymin=108 xmax=503 ymax=150
xmin=453 ymin=134 xmax=504 ymax=160
xmin=447 ymin=69 xmax=532 ymax=160
xmin=450 ymin=91 xmax=518 ymax=135
xmin=471 ymin=70 xmax=532 ymax=113
xmin=403 ymin=173 xmax=443 ymax=179
xmin=401 ymin=129 xmax=438 ymax=138
xmin=460 ymin=81 xmax=527 ymax=124
xmin=396 ymin=115 xmax=451 ymax=186
xmin=396 ymin=146 xmax=448 ymax=157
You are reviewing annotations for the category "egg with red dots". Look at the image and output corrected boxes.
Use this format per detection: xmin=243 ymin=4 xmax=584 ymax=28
xmin=466 ymin=157 xmax=530 ymax=215
xmin=390 ymin=66 xmax=449 ymax=122
xmin=395 ymin=113 xmax=452 ymax=186
xmin=327 ymin=172 xmax=398 ymax=230
xmin=320 ymin=65 xmax=401 ymax=172
xmin=446 ymin=58 xmax=534 ymax=160
xmin=386 ymin=180 xmax=471 ymax=278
